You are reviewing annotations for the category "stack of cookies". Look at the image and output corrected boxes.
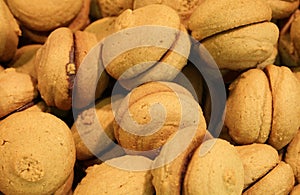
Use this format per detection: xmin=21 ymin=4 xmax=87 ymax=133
xmin=0 ymin=0 xmax=300 ymax=194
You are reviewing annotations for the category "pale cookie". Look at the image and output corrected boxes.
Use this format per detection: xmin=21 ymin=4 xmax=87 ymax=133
xmin=243 ymin=161 xmax=295 ymax=195
xmin=71 ymin=95 xmax=124 ymax=160
xmin=285 ymin=130 xmax=300 ymax=183
xmin=201 ymin=22 xmax=279 ymax=70
xmin=265 ymin=65 xmax=300 ymax=150
xmin=7 ymin=0 xmax=83 ymax=31
xmin=74 ymin=155 xmax=154 ymax=195
xmin=0 ymin=68 xmax=38 ymax=119
xmin=188 ymin=0 xmax=272 ymax=40
xmin=114 ymin=81 xmax=205 ymax=158
xmin=183 ymin=138 xmax=244 ymax=195
xmin=0 ymin=0 xmax=21 ymax=62
xmin=0 ymin=111 xmax=76 ymax=195
xmin=236 ymin=143 xmax=279 ymax=189
xmin=151 ymin=127 xmax=208 ymax=195
xmin=225 ymin=69 xmax=272 ymax=144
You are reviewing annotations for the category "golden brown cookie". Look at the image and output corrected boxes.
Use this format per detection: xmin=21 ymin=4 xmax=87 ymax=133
xmin=225 ymin=69 xmax=272 ymax=144
xmin=7 ymin=0 xmax=83 ymax=31
xmin=84 ymin=17 xmax=116 ymax=41
xmin=265 ymin=65 xmax=300 ymax=150
xmin=35 ymin=27 xmax=109 ymax=110
xmin=266 ymin=0 xmax=299 ymax=19
xmin=0 ymin=68 xmax=38 ymax=119
xmin=8 ymin=44 xmax=41 ymax=79
xmin=114 ymin=81 xmax=205 ymax=158
xmin=235 ymin=143 xmax=279 ymax=189
xmin=201 ymin=22 xmax=279 ymax=70
xmin=54 ymin=171 xmax=74 ymax=195
xmin=290 ymin=184 xmax=300 ymax=195
xmin=133 ymin=0 xmax=204 ymax=27
xmin=285 ymin=130 xmax=300 ymax=183
xmin=0 ymin=0 xmax=21 ymax=62
xmin=0 ymin=111 xmax=76 ymax=195
xmin=183 ymin=138 xmax=244 ymax=195
xmin=243 ymin=161 xmax=295 ymax=195
xmin=151 ymin=127 xmax=208 ymax=195
xmin=97 ymin=0 xmax=133 ymax=17
xmin=188 ymin=0 xmax=272 ymax=41
xmin=0 ymin=65 xmax=4 ymax=72
xmin=68 ymin=0 xmax=91 ymax=32
xmin=71 ymin=95 xmax=124 ymax=160
xmin=74 ymin=155 xmax=154 ymax=195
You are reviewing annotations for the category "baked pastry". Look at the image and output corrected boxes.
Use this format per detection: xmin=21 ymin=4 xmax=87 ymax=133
xmin=225 ymin=69 xmax=272 ymax=144
xmin=225 ymin=65 xmax=300 ymax=150
xmin=0 ymin=68 xmax=38 ymax=119
xmin=35 ymin=27 xmax=109 ymax=110
xmin=54 ymin=171 xmax=74 ymax=195
xmin=97 ymin=0 xmax=133 ymax=17
xmin=8 ymin=44 xmax=41 ymax=79
xmin=265 ymin=65 xmax=300 ymax=150
xmin=133 ymin=0 xmax=204 ymax=27
xmin=183 ymin=138 xmax=244 ymax=195
xmin=290 ymin=184 xmax=300 ymax=195
xmin=71 ymin=95 xmax=124 ymax=160
xmin=114 ymin=81 xmax=205 ymax=158
xmin=188 ymin=0 xmax=279 ymax=71
xmin=0 ymin=0 xmax=21 ymax=62
xmin=266 ymin=0 xmax=299 ymax=19
xmin=84 ymin=17 xmax=116 ymax=41
xmin=74 ymin=155 xmax=154 ymax=195
xmin=6 ymin=0 xmax=83 ymax=31
xmin=243 ymin=161 xmax=294 ymax=195
xmin=0 ymin=65 xmax=4 ymax=72
xmin=0 ymin=111 xmax=76 ymax=195
xmin=101 ymin=4 xmax=190 ymax=89
xmin=235 ymin=143 xmax=279 ymax=189
xmin=151 ymin=127 xmax=208 ymax=195
xmin=285 ymin=130 xmax=300 ymax=183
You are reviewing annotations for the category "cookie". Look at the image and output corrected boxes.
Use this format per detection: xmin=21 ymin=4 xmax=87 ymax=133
xmin=235 ymin=143 xmax=279 ymax=189
xmin=0 ymin=0 xmax=21 ymax=62
xmin=183 ymin=138 xmax=244 ymax=195
xmin=243 ymin=161 xmax=294 ymax=195
xmin=225 ymin=69 xmax=272 ymax=144
xmin=0 ymin=111 xmax=76 ymax=195
xmin=74 ymin=155 xmax=154 ymax=195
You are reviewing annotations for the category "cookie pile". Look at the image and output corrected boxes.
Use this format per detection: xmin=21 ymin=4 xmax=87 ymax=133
xmin=0 ymin=0 xmax=300 ymax=194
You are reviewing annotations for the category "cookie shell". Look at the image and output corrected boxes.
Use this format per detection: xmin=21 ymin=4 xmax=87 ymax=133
xmin=188 ymin=0 xmax=272 ymax=40
xmin=71 ymin=95 xmax=124 ymax=160
xmin=266 ymin=0 xmax=299 ymax=19
xmin=225 ymin=69 xmax=272 ymax=144
xmin=84 ymin=17 xmax=116 ymax=41
xmin=151 ymin=126 xmax=207 ymax=195
xmin=0 ymin=0 xmax=21 ymax=62
xmin=183 ymin=138 xmax=244 ymax=195
xmin=0 ymin=68 xmax=38 ymax=118
xmin=235 ymin=143 xmax=279 ymax=189
xmin=265 ymin=65 xmax=300 ymax=150
xmin=290 ymin=184 xmax=300 ymax=195
xmin=285 ymin=130 xmax=300 ymax=183
xmin=243 ymin=161 xmax=295 ymax=195
xmin=8 ymin=44 xmax=41 ymax=79
xmin=97 ymin=0 xmax=133 ymax=17
xmin=74 ymin=155 xmax=154 ymax=195
xmin=0 ymin=111 xmax=76 ymax=195
xmin=114 ymin=81 xmax=204 ymax=158
xmin=103 ymin=4 xmax=181 ymax=80
xmin=201 ymin=22 xmax=279 ymax=70
xmin=7 ymin=0 xmax=83 ymax=31
xmin=35 ymin=27 xmax=74 ymax=110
